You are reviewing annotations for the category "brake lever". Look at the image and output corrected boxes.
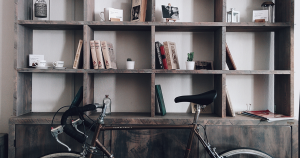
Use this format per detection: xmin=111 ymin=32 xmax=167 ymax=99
xmin=72 ymin=119 xmax=88 ymax=138
xmin=51 ymin=126 xmax=71 ymax=151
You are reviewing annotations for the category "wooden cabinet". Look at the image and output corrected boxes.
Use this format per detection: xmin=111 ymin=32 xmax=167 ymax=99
xmin=10 ymin=0 xmax=295 ymax=157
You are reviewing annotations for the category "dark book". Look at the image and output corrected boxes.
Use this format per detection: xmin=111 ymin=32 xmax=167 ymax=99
xmin=225 ymin=87 xmax=235 ymax=117
xmin=226 ymin=43 xmax=237 ymax=70
xmin=155 ymin=85 xmax=166 ymax=116
xmin=159 ymin=45 xmax=168 ymax=69
xmin=155 ymin=42 xmax=164 ymax=69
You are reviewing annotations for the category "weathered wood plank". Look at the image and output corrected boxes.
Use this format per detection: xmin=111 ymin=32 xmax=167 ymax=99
xmin=206 ymin=125 xmax=292 ymax=158
xmin=214 ymin=0 xmax=225 ymax=22
xmin=292 ymin=125 xmax=298 ymax=158
xmin=275 ymin=0 xmax=291 ymax=22
xmin=83 ymin=25 xmax=93 ymax=69
xmin=84 ymin=0 xmax=94 ymax=21
xmin=151 ymin=73 xmax=155 ymax=117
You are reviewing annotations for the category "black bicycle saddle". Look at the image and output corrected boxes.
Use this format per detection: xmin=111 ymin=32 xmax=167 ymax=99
xmin=174 ymin=90 xmax=217 ymax=105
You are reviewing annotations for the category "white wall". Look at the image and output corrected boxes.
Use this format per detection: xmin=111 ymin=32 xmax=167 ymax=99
xmin=0 ymin=0 xmax=299 ymax=133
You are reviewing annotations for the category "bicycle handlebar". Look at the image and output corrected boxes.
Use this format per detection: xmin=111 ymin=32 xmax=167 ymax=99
xmin=61 ymin=104 xmax=96 ymax=143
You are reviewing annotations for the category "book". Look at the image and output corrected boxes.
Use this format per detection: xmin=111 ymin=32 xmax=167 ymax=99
xmin=131 ymin=0 xmax=147 ymax=22
xmin=155 ymin=42 xmax=164 ymax=69
xmin=159 ymin=45 xmax=168 ymax=69
xmin=90 ymin=40 xmax=98 ymax=69
xmin=242 ymin=110 xmax=293 ymax=122
xmin=73 ymin=39 xmax=83 ymax=69
xmin=94 ymin=40 xmax=105 ymax=69
xmin=225 ymin=87 xmax=235 ymax=117
xmin=101 ymin=41 xmax=117 ymax=69
xmin=226 ymin=43 xmax=237 ymax=70
xmin=155 ymin=85 xmax=166 ymax=116
xmin=163 ymin=41 xmax=180 ymax=69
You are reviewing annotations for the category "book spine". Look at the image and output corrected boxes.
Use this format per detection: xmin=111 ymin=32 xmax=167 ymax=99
xmin=95 ymin=40 xmax=104 ymax=69
xmin=159 ymin=45 xmax=168 ymax=69
xmin=101 ymin=41 xmax=111 ymax=69
xmin=155 ymin=85 xmax=166 ymax=116
xmin=169 ymin=42 xmax=180 ymax=69
xmin=163 ymin=41 xmax=172 ymax=70
xmin=107 ymin=42 xmax=117 ymax=69
xmin=90 ymin=41 xmax=98 ymax=69
xmin=155 ymin=42 xmax=164 ymax=69
xmin=73 ymin=39 xmax=83 ymax=69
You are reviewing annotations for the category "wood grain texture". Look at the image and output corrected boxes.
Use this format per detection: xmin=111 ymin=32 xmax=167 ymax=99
xmin=214 ymin=0 xmax=225 ymax=22
xmin=151 ymin=0 xmax=155 ymax=22
xmin=8 ymin=120 xmax=15 ymax=158
xmin=110 ymin=129 xmax=198 ymax=158
xmin=84 ymin=0 xmax=94 ymax=21
xmin=151 ymin=73 xmax=155 ymax=117
xmin=151 ymin=26 xmax=155 ymax=69
xmin=206 ymin=125 xmax=292 ymax=158
xmin=83 ymin=73 xmax=94 ymax=114
xmin=214 ymin=74 xmax=226 ymax=118
xmin=14 ymin=73 xmax=32 ymax=116
xmin=292 ymin=125 xmax=298 ymax=158
xmin=275 ymin=0 xmax=291 ymax=22
xmin=275 ymin=75 xmax=292 ymax=116
xmin=214 ymin=27 xmax=225 ymax=70
xmin=83 ymin=25 xmax=94 ymax=69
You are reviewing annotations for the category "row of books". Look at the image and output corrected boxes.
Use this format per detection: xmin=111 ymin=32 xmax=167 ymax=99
xmin=155 ymin=41 xmax=180 ymax=70
xmin=72 ymin=39 xmax=117 ymax=69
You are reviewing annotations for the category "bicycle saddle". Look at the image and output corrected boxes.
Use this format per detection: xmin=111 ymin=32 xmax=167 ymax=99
xmin=174 ymin=90 xmax=217 ymax=105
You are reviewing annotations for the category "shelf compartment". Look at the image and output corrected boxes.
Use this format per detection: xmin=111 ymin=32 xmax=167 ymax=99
xmin=88 ymin=22 xmax=152 ymax=31
xmin=93 ymin=74 xmax=152 ymax=113
xmin=226 ymin=22 xmax=291 ymax=32
xmin=225 ymin=70 xmax=291 ymax=75
xmin=18 ymin=20 xmax=84 ymax=30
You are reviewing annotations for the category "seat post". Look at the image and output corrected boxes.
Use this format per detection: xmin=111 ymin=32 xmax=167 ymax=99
xmin=193 ymin=104 xmax=206 ymax=124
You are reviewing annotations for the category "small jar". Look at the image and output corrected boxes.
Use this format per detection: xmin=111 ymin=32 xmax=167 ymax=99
xmin=34 ymin=0 xmax=47 ymax=18
xmin=103 ymin=95 xmax=111 ymax=115
xmin=227 ymin=8 xmax=240 ymax=23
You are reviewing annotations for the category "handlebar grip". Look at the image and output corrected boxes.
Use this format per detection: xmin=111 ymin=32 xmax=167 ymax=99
xmin=61 ymin=104 xmax=96 ymax=143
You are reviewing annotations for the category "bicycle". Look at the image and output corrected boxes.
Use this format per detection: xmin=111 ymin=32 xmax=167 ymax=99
xmin=41 ymin=90 xmax=273 ymax=158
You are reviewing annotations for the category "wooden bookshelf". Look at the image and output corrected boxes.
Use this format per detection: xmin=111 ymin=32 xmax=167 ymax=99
xmin=10 ymin=0 xmax=295 ymax=157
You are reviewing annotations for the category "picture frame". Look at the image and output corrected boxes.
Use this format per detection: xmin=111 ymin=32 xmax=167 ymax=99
xmin=161 ymin=4 xmax=179 ymax=21
xmin=195 ymin=61 xmax=214 ymax=70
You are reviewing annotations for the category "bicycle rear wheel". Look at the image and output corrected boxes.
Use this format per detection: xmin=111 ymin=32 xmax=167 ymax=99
xmin=218 ymin=148 xmax=273 ymax=158
xmin=40 ymin=152 xmax=82 ymax=158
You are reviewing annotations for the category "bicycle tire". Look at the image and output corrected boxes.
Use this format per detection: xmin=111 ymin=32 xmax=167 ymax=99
xmin=40 ymin=152 xmax=82 ymax=158
xmin=219 ymin=148 xmax=273 ymax=158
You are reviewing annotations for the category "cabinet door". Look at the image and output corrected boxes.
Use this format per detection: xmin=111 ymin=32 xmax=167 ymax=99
xmin=109 ymin=129 xmax=199 ymax=158
xmin=200 ymin=125 xmax=291 ymax=158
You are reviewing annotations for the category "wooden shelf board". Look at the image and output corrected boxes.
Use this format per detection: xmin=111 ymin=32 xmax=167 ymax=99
xmin=224 ymin=70 xmax=291 ymax=75
xmin=153 ymin=22 xmax=223 ymax=32
xmin=88 ymin=21 xmax=152 ymax=31
xmin=226 ymin=22 xmax=290 ymax=32
xmin=18 ymin=20 xmax=84 ymax=30
xmin=85 ymin=69 xmax=153 ymax=73
xmin=154 ymin=70 xmax=291 ymax=75
xmin=9 ymin=112 xmax=297 ymax=125
xmin=17 ymin=68 xmax=85 ymax=73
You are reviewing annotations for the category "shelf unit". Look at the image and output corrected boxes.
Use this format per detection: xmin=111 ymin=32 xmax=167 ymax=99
xmin=10 ymin=0 xmax=295 ymax=157
xmin=14 ymin=0 xmax=294 ymax=118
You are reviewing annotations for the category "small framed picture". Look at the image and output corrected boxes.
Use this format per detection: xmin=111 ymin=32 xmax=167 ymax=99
xmin=132 ymin=5 xmax=140 ymax=21
xmin=252 ymin=10 xmax=268 ymax=22
xmin=29 ymin=54 xmax=44 ymax=67
xmin=161 ymin=5 xmax=179 ymax=20
xmin=195 ymin=61 xmax=214 ymax=70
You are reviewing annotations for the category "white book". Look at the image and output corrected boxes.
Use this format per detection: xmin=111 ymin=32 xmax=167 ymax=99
xmin=90 ymin=40 xmax=98 ymax=69
xmin=73 ymin=39 xmax=83 ymax=69
xmin=95 ymin=40 xmax=104 ymax=69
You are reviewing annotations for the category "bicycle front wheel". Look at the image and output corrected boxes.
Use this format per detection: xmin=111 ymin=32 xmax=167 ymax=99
xmin=219 ymin=148 xmax=273 ymax=158
xmin=41 ymin=152 xmax=82 ymax=158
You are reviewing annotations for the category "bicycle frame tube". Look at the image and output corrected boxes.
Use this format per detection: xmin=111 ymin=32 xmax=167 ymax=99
xmin=87 ymin=104 xmax=217 ymax=158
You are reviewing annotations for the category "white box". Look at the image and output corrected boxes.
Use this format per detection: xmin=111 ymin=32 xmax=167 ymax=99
xmin=109 ymin=8 xmax=123 ymax=21
xmin=253 ymin=10 xmax=268 ymax=22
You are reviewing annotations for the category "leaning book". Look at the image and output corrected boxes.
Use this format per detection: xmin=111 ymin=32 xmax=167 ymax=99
xmin=242 ymin=110 xmax=293 ymax=122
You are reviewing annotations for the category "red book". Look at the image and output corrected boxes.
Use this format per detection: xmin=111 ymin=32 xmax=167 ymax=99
xmin=159 ymin=45 xmax=168 ymax=69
